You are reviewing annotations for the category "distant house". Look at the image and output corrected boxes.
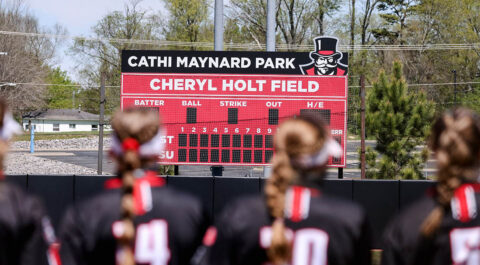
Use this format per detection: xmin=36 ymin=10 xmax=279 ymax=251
xmin=22 ymin=109 xmax=109 ymax=132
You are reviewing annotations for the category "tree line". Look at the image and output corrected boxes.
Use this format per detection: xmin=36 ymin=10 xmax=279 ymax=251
xmin=74 ymin=0 xmax=480 ymax=115
xmin=1 ymin=0 xmax=480 ymax=179
xmin=2 ymin=0 xmax=479 ymax=114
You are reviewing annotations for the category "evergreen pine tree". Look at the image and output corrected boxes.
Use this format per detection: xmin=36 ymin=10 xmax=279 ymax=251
xmin=365 ymin=61 xmax=434 ymax=179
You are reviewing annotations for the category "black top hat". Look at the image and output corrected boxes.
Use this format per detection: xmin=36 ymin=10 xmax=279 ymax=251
xmin=311 ymin=37 xmax=342 ymax=59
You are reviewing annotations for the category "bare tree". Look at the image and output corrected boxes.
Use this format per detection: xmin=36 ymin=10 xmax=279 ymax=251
xmin=70 ymin=0 xmax=162 ymax=113
xmin=359 ymin=0 xmax=379 ymax=45
xmin=0 ymin=0 xmax=64 ymax=115
xmin=229 ymin=0 xmax=317 ymax=50
xmin=276 ymin=0 xmax=316 ymax=50
xmin=314 ymin=0 xmax=340 ymax=36
xmin=228 ymin=0 xmax=269 ymax=47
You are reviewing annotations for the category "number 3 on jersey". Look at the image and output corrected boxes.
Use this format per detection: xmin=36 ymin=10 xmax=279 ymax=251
xmin=260 ymin=227 xmax=329 ymax=265
xmin=135 ymin=220 xmax=171 ymax=265
xmin=451 ymin=227 xmax=480 ymax=265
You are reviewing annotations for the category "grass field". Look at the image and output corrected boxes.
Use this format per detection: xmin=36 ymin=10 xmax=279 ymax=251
xmin=12 ymin=131 xmax=112 ymax=141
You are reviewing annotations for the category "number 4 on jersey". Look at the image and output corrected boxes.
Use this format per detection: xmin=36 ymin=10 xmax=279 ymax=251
xmin=135 ymin=220 xmax=171 ymax=265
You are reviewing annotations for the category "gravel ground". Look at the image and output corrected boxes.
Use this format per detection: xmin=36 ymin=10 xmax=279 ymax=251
xmin=12 ymin=136 xmax=112 ymax=150
xmin=5 ymin=152 xmax=101 ymax=175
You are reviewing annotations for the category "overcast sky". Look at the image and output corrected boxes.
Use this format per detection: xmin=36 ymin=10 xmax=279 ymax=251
xmin=26 ymin=0 xmax=165 ymax=79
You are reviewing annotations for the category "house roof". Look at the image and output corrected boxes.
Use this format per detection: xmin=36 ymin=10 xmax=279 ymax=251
xmin=22 ymin=109 xmax=100 ymax=121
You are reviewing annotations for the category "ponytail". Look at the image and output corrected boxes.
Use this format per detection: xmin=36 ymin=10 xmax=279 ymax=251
xmin=111 ymin=108 xmax=160 ymax=265
xmin=117 ymin=171 xmax=136 ymax=265
xmin=421 ymin=108 xmax=480 ymax=237
xmin=265 ymin=151 xmax=296 ymax=264
xmin=264 ymin=115 xmax=327 ymax=264
xmin=116 ymin=148 xmax=140 ymax=265
xmin=421 ymin=177 xmax=461 ymax=237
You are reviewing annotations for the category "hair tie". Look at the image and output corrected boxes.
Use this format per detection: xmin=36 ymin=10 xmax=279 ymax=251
xmin=293 ymin=138 xmax=342 ymax=168
xmin=122 ymin=138 xmax=140 ymax=152
xmin=111 ymin=130 xmax=166 ymax=157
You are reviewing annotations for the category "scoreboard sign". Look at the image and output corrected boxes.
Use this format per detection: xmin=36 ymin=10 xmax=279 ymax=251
xmin=121 ymin=36 xmax=348 ymax=167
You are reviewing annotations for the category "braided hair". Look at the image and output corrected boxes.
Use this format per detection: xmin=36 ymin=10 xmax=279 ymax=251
xmin=264 ymin=114 xmax=328 ymax=265
xmin=421 ymin=108 xmax=480 ymax=237
xmin=111 ymin=108 xmax=160 ymax=265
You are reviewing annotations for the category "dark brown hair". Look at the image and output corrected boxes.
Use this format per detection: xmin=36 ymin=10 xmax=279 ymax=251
xmin=264 ymin=114 xmax=328 ymax=264
xmin=421 ymin=108 xmax=480 ymax=237
xmin=111 ymin=108 xmax=160 ymax=265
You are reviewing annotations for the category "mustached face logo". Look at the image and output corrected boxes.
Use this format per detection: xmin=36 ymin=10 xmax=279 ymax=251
xmin=300 ymin=37 xmax=348 ymax=76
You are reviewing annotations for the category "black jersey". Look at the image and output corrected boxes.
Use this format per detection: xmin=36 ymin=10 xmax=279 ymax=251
xmin=202 ymin=185 xmax=372 ymax=265
xmin=59 ymin=172 xmax=210 ymax=265
xmin=0 ymin=181 xmax=59 ymax=265
xmin=382 ymin=183 xmax=480 ymax=265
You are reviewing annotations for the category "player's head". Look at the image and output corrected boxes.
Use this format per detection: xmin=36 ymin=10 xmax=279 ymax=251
xmin=0 ymin=98 xmax=21 ymax=173
xmin=110 ymin=107 xmax=162 ymax=264
xmin=264 ymin=113 xmax=341 ymax=264
xmin=421 ymin=108 xmax=480 ymax=236
xmin=110 ymin=107 xmax=163 ymax=172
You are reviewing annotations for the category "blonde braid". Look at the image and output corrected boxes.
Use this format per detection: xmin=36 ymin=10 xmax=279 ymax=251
xmin=111 ymin=108 xmax=160 ymax=265
xmin=265 ymin=116 xmax=327 ymax=264
xmin=421 ymin=108 xmax=480 ymax=237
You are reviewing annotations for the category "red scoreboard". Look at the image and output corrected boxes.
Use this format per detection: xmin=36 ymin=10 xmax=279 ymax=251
xmin=121 ymin=47 xmax=348 ymax=167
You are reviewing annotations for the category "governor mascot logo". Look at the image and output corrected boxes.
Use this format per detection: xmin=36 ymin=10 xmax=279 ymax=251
xmin=300 ymin=36 xmax=348 ymax=76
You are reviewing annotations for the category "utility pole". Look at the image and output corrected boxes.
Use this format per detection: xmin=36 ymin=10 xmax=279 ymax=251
xmin=452 ymin=69 xmax=457 ymax=106
xmin=264 ymin=0 xmax=276 ymax=178
xmin=360 ymin=75 xmax=366 ymax=179
xmin=211 ymin=0 xmax=224 ymax=177
xmin=266 ymin=0 xmax=276 ymax=52
xmin=97 ymin=74 xmax=105 ymax=175
xmin=72 ymin=90 xmax=75 ymax=109
xmin=350 ymin=0 xmax=355 ymax=58
xmin=214 ymin=0 xmax=224 ymax=51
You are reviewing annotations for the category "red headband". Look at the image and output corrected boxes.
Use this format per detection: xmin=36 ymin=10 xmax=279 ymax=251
xmin=122 ymin=138 xmax=140 ymax=152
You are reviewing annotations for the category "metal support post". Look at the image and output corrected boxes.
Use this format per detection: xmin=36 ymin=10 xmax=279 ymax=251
xmin=213 ymin=0 xmax=225 ymax=176
xmin=266 ymin=0 xmax=276 ymax=51
xmin=452 ymin=69 xmax=457 ymax=106
xmin=360 ymin=75 xmax=366 ymax=179
xmin=214 ymin=0 xmax=224 ymax=51
xmin=97 ymin=74 xmax=105 ymax=175
xmin=29 ymin=120 xmax=34 ymax=153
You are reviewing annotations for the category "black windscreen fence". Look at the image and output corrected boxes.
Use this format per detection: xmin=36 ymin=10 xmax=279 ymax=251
xmin=5 ymin=175 xmax=435 ymax=249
